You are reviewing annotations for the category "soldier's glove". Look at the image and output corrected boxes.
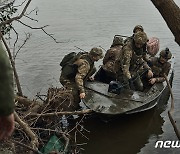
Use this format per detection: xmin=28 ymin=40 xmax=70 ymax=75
xmin=128 ymin=78 xmax=135 ymax=90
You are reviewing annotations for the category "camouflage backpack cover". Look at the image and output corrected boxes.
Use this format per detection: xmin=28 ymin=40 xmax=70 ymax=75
xmin=60 ymin=52 xmax=87 ymax=78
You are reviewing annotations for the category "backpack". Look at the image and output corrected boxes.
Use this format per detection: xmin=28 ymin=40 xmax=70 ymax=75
xmin=60 ymin=52 xmax=87 ymax=78
xmin=147 ymin=37 xmax=160 ymax=56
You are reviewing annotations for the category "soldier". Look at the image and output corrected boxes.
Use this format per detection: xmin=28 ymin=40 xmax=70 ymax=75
xmin=133 ymin=25 xmax=144 ymax=33
xmin=60 ymin=47 xmax=103 ymax=109
xmin=124 ymin=25 xmax=144 ymax=44
xmin=0 ymin=42 xmax=14 ymax=140
xmin=133 ymin=25 xmax=160 ymax=59
xmin=124 ymin=25 xmax=148 ymax=59
xmin=120 ymin=31 xmax=153 ymax=91
xmin=94 ymin=35 xmax=123 ymax=83
xmin=149 ymin=48 xmax=172 ymax=85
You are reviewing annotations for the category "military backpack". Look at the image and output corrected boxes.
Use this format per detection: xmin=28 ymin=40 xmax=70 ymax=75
xmin=60 ymin=52 xmax=87 ymax=78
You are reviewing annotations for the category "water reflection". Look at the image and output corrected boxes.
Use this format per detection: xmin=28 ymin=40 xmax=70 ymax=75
xmin=79 ymin=108 xmax=164 ymax=154
xmin=77 ymin=87 xmax=172 ymax=154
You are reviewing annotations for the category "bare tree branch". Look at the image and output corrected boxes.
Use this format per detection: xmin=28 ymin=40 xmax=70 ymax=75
xmin=14 ymin=32 xmax=31 ymax=59
xmin=0 ymin=31 xmax=23 ymax=96
xmin=164 ymin=74 xmax=180 ymax=140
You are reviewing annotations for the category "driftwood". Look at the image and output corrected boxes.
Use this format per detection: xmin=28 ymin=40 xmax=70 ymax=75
xmin=28 ymin=109 xmax=93 ymax=117
xmin=9 ymin=87 xmax=91 ymax=153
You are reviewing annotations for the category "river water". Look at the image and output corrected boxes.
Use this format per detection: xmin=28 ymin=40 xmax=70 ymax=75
xmin=12 ymin=0 xmax=180 ymax=153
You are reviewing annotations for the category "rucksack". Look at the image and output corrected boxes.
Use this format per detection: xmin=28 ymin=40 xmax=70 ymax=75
xmin=147 ymin=37 xmax=160 ymax=56
xmin=60 ymin=52 xmax=86 ymax=67
xmin=60 ymin=52 xmax=87 ymax=78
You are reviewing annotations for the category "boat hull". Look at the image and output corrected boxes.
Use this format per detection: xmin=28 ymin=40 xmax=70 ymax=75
xmin=83 ymin=58 xmax=174 ymax=116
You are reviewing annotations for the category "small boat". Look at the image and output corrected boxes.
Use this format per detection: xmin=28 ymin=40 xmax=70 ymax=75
xmin=83 ymin=57 xmax=174 ymax=116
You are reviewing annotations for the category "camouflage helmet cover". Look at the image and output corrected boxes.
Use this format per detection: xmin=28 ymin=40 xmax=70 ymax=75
xmin=112 ymin=35 xmax=124 ymax=46
xmin=160 ymin=48 xmax=172 ymax=60
xmin=89 ymin=47 xmax=103 ymax=59
xmin=133 ymin=31 xmax=148 ymax=45
xmin=133 ymin=25 xmax=144 ymax=33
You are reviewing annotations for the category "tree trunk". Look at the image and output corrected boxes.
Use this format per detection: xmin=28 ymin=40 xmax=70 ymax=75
xmin=151 ymin=0 xmax=180 ymax=46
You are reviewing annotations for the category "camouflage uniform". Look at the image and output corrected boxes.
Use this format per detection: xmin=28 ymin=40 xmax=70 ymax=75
xmin=120 ymin=31 xmax=151 ymax=91
xmin=60 ymin=48 xmax=103 ymax=109
xmin=95 ymin=36 xmax=123 ymax=83
xmin=149 ymin=57 xmax=171 ymax=82
xmin=0 ymin=42 xmax=14 ymax=116
xmin=149 ymin=48 xmax=172 ymax=82
xmin=124 ymin=25 xmax=149 ymax=62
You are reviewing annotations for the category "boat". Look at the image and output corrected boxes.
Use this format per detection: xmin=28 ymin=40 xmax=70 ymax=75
xmin=82 ymin=57 xmax=174 ymax=116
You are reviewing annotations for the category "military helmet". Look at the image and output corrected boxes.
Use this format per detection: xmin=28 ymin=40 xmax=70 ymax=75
xmin=133 ymin=31 xmax=148 ymax=45
xmin=112 ymin=35 xmax=124 ymax=46
xmin=160 ymin=48 xmax=172 ymax=60
xmin=133 ymin=25 xmax=144 ymax=33
xmin=89 ymin=47 xmax=103 ymax=59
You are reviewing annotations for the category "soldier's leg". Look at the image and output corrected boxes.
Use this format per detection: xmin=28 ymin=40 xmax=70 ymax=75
xmin=67 ymin=84 xmax=81 ymax=110
xmin=94 ymin=67 xmax=107 ymax=83
xmin=60 ymin=77 xmax=81 ymax=110
xmin=122 ymin=75 xmax=130 ymax=89
xmin=134 ymin=75 xmax=144 ymax=91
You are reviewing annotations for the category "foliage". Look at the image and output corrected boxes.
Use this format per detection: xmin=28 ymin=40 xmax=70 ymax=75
xmin=0 ymin=1 xmax=17 ymax=35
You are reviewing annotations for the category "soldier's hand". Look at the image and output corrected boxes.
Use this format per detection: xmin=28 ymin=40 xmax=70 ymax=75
xmin=0 ymin=113 xmax=14 ymax=140
xmin=80 ymin=93 xmax=86 ymax=99
xmin=147 ymin=70 xmax=153 ymax=78
xmin=149 ymin=78 xmax=156 ymax=84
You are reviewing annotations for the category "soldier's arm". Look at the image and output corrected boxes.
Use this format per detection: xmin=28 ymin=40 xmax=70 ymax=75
xmin=142 ymin=59 xmax=151 ymax=71
xmin=143 ymin=53 xmax=150 ymax=63
xmin=75 ymin=59 xmax=90 ymax=93
xmin=156 ymin=62 xmax=171 ymax=82
xmin=121 ymin=48 xmax=132 ymax=79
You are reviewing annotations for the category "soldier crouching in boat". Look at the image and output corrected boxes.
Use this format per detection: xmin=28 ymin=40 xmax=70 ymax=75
xmin=119 ymin=31 xmax=153 ymax=91
xmin=60 ymin=47 xmax=103 ymax=110
xmin=94 ymin=35 xmax=124 ymax=83
xmin=148 ymin=48 xmax=172 ymax=85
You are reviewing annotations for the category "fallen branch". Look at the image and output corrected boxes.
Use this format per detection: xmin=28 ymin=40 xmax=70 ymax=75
xmin=14 ymin=111 xmax=39 ymax=149
xmin=164 ymin=74 xmax=180 ymax=140
xmin=28 ymin=109 xmax=93 ymax=117
xmin=10 ymin=139 xmax=43 ymax=154
xmin=15 ymin=95 xmax=43 ymax=107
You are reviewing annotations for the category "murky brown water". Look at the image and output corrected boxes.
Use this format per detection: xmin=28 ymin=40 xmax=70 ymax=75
xmin=12 ymin=0 xmax=180 ymax=153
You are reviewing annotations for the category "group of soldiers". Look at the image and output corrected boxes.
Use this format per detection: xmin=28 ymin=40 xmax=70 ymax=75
xmin=60 ymin=25 xmax=172 ymax=109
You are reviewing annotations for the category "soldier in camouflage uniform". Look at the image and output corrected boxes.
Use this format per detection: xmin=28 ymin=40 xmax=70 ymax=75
xmin=60 ymin=47 xmax=103 ymax=109
xmin=124 ymin=25 xmax=150 ymax=61
xmin=94 ymin=35 xmax=123 ymax=83
xmin=120 ymin=31 xmax=153 ymax=91
xmin=124 ymin=25 xmax=144 ymax=44
xmin=0 ymin=42 xmax=14 ymax=140
xmin=149 ymin=48 xmax=172 ymax=85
